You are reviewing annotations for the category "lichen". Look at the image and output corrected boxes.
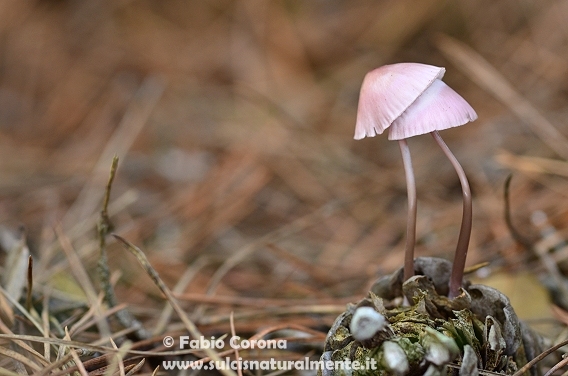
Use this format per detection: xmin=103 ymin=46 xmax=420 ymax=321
xmin=319 ymin=257 xmax=543 ymax=376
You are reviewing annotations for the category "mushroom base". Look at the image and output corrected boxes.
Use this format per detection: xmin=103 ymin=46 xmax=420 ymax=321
xmin=319 ymin=257 xmax=545 ymax=376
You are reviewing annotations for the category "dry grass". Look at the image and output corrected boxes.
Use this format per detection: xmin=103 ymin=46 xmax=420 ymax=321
xmin=2 ymin=0 xmax=568 ymax=374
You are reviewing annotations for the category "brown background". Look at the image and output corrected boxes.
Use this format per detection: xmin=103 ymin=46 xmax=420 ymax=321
xmin=1 ymin=0 xmax=567 ymax=338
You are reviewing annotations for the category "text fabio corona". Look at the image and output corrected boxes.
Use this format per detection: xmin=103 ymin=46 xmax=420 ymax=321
xmin=163 ymin=335 xmax=287 ymax=350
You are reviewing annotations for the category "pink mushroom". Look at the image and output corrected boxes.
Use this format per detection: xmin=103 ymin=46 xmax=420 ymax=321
xmin=354 ymin=63 xmax=477 ymax=299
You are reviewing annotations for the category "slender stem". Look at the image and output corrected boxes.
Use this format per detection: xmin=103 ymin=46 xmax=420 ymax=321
xmin=431 ymin=131 xmax=472 ymax=299
xmin=398 ymin=139 xmax=417 ymax=282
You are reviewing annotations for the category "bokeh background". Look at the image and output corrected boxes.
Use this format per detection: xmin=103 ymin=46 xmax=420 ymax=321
xmin=2 ymin=0 xmax=568 ymax=352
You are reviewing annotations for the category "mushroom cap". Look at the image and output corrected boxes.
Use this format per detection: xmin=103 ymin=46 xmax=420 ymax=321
xmin=354 ymin=63 xmax=445 ymax=140
xmin=388 ymin=79 xmax=478 ymax=140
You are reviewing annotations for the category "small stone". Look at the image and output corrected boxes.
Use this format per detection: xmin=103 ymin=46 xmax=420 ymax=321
xmin=350 ymin=307 xmax=386 ymax=341
xmin=382 ymin=341 xmax=409 ymax=375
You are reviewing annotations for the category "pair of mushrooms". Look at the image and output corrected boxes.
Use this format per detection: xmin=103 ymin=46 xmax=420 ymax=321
xmin=354 ymin=63 xmax=477 ymax=299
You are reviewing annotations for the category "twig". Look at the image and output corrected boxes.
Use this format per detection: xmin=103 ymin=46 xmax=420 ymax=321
xmin=55 ymin=225 xmax=111 ymax=340
xmin=0 ymin=333 xmax=206 ymax=358
xmin=0 ymin=346 xmax=43 ymax=372
xmin=68 ymin=294 xmax=107 ymax=337
xmin=0 ymin=366 xmax=21 ymax=376
xmin=191 ymin=201 xmax=338 ymax=325
xmin=41 ymin=291 xmax=51 ymax=362
xmin=195 ymin=304 xmax=347 ymax=326
xmin=112 ymin=234 xmax=238 ymax=376
xmin=104 ymin=338 xmax=129 ymax=376
xmin=230 ymin=312 xmax=243 ymax=376
xmin=25 ymin=255 xmax=33 ymax=312
xmin=544 ymin=355 xmax=568 ymax=376
xmin=97 ymin=156 xmax=149 ymax=340
xmin=32 ymin=353 xmax=75 ymax=376
xmin=36 ymin=189 xmax=138 ymax=284
xmin=68 ymin=345 xmax=89 ymax=376
xmin=203 ymin=201 xmax=339 ymax=297
xmin=1 ymin=285 xmax=42 ymax=333
xmin=125 ymin=359 xmax=145 ymax=376
xmin=153 ymin=255 xmax=211 ymax=335
xmin=175 ymin=292 xmax=354 ymax=307
xmin=97 ymin=156 xmax=117 ymax=308
xmin=512 ymin=338 xmax=568 ymax=376
xmin=265 ymin=243 xmax=338 ymax=285
xmin=97 ymin=155 xmax=118 ymax=307
xmin=503 ymin=174 xmax=534 ymax=250
xmin=248 ymin=323 xmax=326 ymax=341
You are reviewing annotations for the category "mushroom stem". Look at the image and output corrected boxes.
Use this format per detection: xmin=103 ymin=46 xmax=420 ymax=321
xmin=398 ymin=139 xmax=417 ymax=282
xmin=431 ymin=131 xmax=472 ymax=299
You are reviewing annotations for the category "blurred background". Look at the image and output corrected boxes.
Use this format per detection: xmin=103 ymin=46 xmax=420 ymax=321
xmin=2 ymin=0 xmax=568 ymax=338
